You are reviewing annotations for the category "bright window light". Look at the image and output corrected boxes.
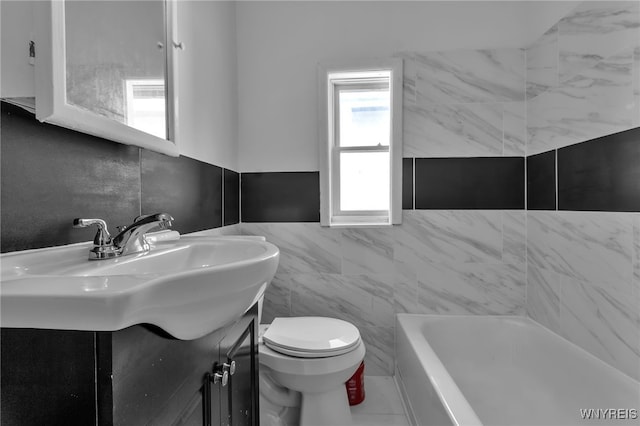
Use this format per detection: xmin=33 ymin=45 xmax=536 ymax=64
xmin=125 ymin=79 xmax=166 ymax=139
xmin=318 ymin=60 xmax=403 ymax=227
xmin=338 ymin=89 xmax=390 ymax=147
xmin=340 ymin=151 xmax=390 ymax=211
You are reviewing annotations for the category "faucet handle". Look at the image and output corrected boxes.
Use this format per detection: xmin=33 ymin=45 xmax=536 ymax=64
xmin=133 ymin=214 xmax=152 ymax=223
xmin=157 ymin=213 xmax=174 ymax=229
xmin=133 ymin=213 xmax=174 ymax=229
xmin=73 ymin=218 xmax=108 ymax=228
xmin=72 ymin=218 xmax=112 ymax=246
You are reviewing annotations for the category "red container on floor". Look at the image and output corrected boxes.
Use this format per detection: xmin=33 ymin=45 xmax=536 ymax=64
xmin=346 ymin=361 xmax=365 ymax=406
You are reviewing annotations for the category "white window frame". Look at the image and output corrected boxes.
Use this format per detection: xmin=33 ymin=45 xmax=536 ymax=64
xmin=318 ymin=59 xmax=403 ymax=227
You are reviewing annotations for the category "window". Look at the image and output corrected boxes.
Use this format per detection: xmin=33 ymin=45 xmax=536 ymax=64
xmin=318 ymin=60 xmax=403 ymax=226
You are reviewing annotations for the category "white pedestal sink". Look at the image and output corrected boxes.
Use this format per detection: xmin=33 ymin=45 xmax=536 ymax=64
xmin=0 ymin=235 xmax=279 ymax=339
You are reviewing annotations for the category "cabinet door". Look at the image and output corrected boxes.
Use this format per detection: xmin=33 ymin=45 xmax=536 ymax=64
xmin=172 ymin=385 xmax=206 ymax=426
xmin=217 ymin=307 xmax=258 ymax=426
xmin=0 ymin=1 xmax=36 ymax=98
xmin=110 ymin=325 xmax=223 ymax=426
xmin=1 ymin=329 xmax=98 ymax=426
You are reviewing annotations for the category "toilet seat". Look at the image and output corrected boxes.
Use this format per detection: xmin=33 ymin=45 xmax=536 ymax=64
xmin=263 ymin=317 xmax=361 ymax=358
xmin=259 ymin=338 xmax=366 ymax=376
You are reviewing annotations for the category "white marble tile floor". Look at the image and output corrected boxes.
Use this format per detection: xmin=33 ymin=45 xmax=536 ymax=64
xmin=351 ymin=376 xmax=409 ymax=426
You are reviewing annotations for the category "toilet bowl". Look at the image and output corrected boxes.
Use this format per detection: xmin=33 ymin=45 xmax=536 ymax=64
xmin=258 ymin=317 xmax=366 ymax=426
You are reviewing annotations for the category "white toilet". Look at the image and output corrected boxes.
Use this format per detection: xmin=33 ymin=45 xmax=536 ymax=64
xmin=258 ymin=316 xmax=366 ymax=426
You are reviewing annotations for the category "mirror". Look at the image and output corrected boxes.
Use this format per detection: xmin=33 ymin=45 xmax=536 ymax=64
xmin=65 ymin=1 xmax=167 ymax=139
xmin=35 ymin=0 xmax=179 ymax=156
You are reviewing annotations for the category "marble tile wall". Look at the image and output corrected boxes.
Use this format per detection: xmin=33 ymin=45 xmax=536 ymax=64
xmin=527 ymin=211 xmax=640 ymax=380
xmin=401 ymin=48 xmax=526 ymax=157
xmin=526 ymin=1 xmax=640 ymax=155
xmin=243 ymin=210 xmax=527 ymax=375
xmin=525 ymin=1 xmax=640 ymax=380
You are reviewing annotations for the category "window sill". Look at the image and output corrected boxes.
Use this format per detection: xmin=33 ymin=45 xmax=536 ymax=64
xmin=325 ymin=215 xmax=392 ymax=228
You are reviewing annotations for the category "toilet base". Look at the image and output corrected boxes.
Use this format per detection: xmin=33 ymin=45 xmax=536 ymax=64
xmin=259 ymin=394 xmax=300 ymax=426
xmin=299 ymin=386 xmax=352 ymax=426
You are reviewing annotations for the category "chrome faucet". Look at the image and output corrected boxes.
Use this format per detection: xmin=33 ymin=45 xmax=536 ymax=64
xmin=73 ymin=213 xmax=174 ymax=260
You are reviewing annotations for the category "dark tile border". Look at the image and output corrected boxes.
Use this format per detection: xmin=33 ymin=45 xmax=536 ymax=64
xmin=527 ymin=150 xmax=557 ymax=210
xmin=402 ymin=158 xmax=414 ymax=209
xmin=1 ymin=101 xmax=237 ymax=252
xmin=141 ymin=150 xmax=223 ymax=233
xmin=241 ymin=172 xmax=320 ymax=222
xmin=1 ymin=102 xmax=141 ymax=252
xmin=224 ymin=169 xmax=240 ymax=226
xmin=414 ymin=157 xmax=525 ymax=209
xmin=5 ymin=95 xmax=636 ymax=252
xmin=557 ymin=127 xmax=640 ymax=212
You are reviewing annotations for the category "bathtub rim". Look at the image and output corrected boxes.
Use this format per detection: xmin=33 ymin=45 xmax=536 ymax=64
xmin=399 ymin=313 xmax=640 ymax=383
xmin=396 ymin=313 xmax=483 ymax=426
xmin=395 ymin=313 xmax=640 ymax=426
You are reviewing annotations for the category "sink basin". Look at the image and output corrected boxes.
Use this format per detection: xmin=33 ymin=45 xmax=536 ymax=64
xmin=0 ymin=235 xmax=279 ymax=339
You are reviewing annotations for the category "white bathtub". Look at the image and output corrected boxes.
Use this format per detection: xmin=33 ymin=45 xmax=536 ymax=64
xmin=395 ymin=314 xmax=640 ymax=426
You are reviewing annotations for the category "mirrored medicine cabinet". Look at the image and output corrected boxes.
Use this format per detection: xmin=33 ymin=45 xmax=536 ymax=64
xmin=34 ymin=0 xmax=180 ymax=156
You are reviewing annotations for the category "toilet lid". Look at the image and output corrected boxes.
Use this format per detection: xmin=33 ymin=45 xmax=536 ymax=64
xmin=263 ymin=317 xmax=361 ymax=358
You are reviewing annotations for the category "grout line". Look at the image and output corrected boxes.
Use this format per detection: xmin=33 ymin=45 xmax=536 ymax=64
xmin=412 ymin=158 xmax=415 ymax=210
xmin=502 ymin=102 xmax=505 ymax=156
xmin=555 ymin=149 xmax=558 ymax=211
xmin=524 ymin=208 xmax=529 ymax=317
xmin=221 ymin=169 xmax=225 ymax=227
xmin=524 ymin=154 xmax=527 ymax=211
xmin=524 ymin=46 xmax=529 ymax=319
xmin=138 ymin=148 xmax=143 ymax=217
xmin=501 ymin=211 xmax=505 ymax=262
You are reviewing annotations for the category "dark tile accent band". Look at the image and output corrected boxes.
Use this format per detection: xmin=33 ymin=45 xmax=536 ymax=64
xmin=557 ymin=127 xmax=640 ymax=212
xmin=224 ymin=169 xmax=240 ymax=226
xmin=241 ymin=172 xmax=320 ymax=222
xmin=527 ymin=150 xmax=557 ymax=210
xmin=0 ymin=102 xmax=141 ymax=252
xmin=1 ymin=101 xmax=234 ymax=253
xmin=141 ymin=150 xmax=222 ymax=233
xmin=402 ymin=158 xmax=414 ymax=209
xmin=414 ymin=157 xmax=525 ymax=209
